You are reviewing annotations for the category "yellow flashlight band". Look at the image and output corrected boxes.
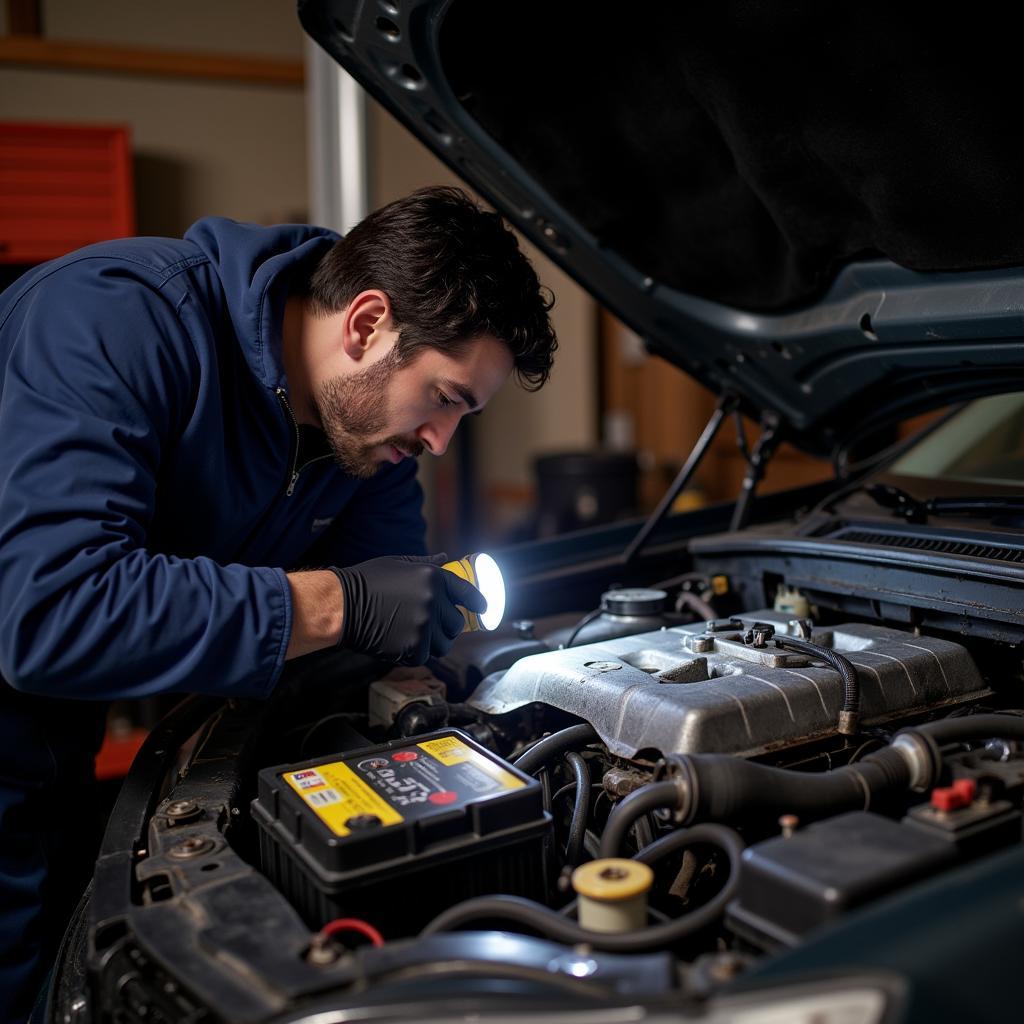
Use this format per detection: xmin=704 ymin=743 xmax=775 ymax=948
xmin=442 ymin=552 xmax=505 ymax=632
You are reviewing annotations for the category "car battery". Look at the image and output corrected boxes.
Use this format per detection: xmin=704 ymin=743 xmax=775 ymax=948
xmin=252 ymin=729 xmax=550 ymax=935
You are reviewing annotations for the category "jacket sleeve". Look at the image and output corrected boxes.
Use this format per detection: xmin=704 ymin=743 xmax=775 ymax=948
xmin=307 ymin=458 xmax=428 ymax=567
xmin=0 ymin=266 xmax=292 ymax=701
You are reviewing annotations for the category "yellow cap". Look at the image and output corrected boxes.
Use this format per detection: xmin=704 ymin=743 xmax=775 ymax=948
xmin=571 ymin=858 xmax=654 ymax=902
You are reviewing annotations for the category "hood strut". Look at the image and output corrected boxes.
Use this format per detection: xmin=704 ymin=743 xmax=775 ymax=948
xmin=730 ymin=413 xmax=783 ymax=532
xmin=622 ymin=393 xmax=738 ymax=567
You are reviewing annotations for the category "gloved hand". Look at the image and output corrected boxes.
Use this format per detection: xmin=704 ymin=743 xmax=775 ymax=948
xmin=330 ymin=554 xmax=487 ymax=665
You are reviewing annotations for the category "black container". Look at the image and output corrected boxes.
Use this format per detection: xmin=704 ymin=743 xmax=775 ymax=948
xmin=252 ymin=729 xmax=550 ymax=936
xmin=535 ymin=450 xmax=638 ymax=536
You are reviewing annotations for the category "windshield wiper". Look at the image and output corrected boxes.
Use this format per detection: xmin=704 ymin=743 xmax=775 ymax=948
xmin=864 ymin=484 xmax=1024 ymax=523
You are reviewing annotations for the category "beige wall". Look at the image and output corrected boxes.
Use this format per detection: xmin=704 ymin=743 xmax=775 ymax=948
xmin=0 ymin=1 xmax=308 ymax=233
xmin=369 ymin=100 xmax=598 ymax=540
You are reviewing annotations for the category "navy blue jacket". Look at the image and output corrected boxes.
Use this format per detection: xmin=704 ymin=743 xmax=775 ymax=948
xmin=0 ymin=217 xmax=427 ymax=700
xmin=0 ymin=219 xmax=426 ymax=1018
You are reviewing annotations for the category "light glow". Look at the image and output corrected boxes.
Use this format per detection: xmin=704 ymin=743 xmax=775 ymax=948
xmin=474 ymin=553 xmax=505 ymax=631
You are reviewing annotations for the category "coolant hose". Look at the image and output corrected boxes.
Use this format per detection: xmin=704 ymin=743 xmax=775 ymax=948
xmin=421 ymin=824 xmax=744 ymax=952
xmin=773 ymin=634 xmax=861 ymax=733
xmin=564 ymin=752 xmax=591 ymax=867
xmin=600 ymin=780 xmax=680 ymax=857
xmin=512 ymin=723 xmax=599 ymax=776
xmin=663 ymin=748 xmax=912 ymax=825
xmin=913 ymin=713 xmax=1024 ymax=745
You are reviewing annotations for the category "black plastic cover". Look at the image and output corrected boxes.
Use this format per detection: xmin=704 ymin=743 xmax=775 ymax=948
xmin=728 ymin=811 xmax=957 ymax=949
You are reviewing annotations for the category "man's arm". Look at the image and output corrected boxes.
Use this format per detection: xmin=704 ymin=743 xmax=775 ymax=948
xmin=0 ymin=268 xmax=291 ymax=700
xmin=285 ymin=570 xmax=343 ymax=659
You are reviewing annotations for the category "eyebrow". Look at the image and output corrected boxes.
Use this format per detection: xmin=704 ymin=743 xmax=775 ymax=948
xmin=442 ymin=378 xmax=482 ymax=415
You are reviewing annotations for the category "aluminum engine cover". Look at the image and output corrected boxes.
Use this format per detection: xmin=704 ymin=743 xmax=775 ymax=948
xmin=468 ymin=612 xmax=988 ymax=758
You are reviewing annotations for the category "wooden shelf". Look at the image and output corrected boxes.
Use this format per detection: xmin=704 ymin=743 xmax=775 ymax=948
xmin=0 ymin=34 xmax=304 ymax=88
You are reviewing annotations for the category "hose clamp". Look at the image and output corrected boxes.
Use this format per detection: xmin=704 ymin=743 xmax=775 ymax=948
xmin=652 ymin=754 xmax=694 ymax=824
xmin=891 ymin=731 xmax=940 ymax=791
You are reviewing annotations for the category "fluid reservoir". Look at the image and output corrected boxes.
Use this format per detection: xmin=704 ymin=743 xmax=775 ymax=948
xmin=546 ymin=588 xmax=685 ymax=648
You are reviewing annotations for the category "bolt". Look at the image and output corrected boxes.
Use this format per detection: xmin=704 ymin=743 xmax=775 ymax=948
xmin=779 ymin=814 xmax=799 ymax=838
xmin=168 ymin=836 xmax=215 ymax=859
xmin=164 ymin=799 xmax=201 ymax=823
xmin=512 ymin=619 xmax=535 ymax=639
xmin=307 ymin=942 xmax=339 ymax=966
xmin=688 ymin=634 xmax=715 ymax=653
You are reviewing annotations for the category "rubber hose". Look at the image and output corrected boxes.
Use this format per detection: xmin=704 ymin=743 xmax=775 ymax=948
xmin=774 ymin=635 xmax=860 ymax=718
xmin=912 ymin=713 xmax=1024 ymax=746
xmin=512 ymin=723 xmax=599 ymax=776
xmin=563 ymin=752 xmax=590 ymax=867
xmin=599 ymin=780 xmax=681 ymax=858
xmin=674 ymin=749 xmax=911 ymax=824
xmin=421 ymin=824 xmax=744 ymax=952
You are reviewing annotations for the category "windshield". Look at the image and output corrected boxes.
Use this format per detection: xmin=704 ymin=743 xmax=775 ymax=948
xmin=890 ymin=393 xmax=1024 ymax=487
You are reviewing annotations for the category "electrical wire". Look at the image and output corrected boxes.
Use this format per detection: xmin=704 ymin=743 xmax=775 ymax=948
xmin=317 ymin=917 xmax=385 ymax=948
xmin=421 ymin=824 xmax=744 ymax=953
xmin=562 ymin=607 xmax=603 ymax=648
xmin=563 ymin=752 xmax=591 ymax=867
xmin=512 ymin=723 xmax=599 ymax=776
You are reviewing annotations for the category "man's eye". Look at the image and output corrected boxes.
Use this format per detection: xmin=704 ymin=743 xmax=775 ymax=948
xmin=437 ymin=392 xmax=455 ymax=408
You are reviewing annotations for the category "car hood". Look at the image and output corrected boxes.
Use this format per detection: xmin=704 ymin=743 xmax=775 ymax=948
xmin=299 ymin=0 xmax=1024 ymax=456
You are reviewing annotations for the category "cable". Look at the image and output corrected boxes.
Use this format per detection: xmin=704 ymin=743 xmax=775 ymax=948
xmin=600 ymin=780 xmax=680 ymax=858
xmin=316 ymin=917 xmax=384 ymax=948
xmin=512 ymin=723 xmax=599 ymax=776
xmin=772 ymin=634 xmax=861 ymax=733
xmin=563 ymin=752 xmax=591 ymax=867
xmin=562 ymin=607 xmax=603 ymax=649
xmin=421 ymin=824 xmax=744 ymax=953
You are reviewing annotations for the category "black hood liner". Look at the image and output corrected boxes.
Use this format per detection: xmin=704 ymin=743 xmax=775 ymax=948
xmin=441 ymin=2 xmax=1024 ymax=312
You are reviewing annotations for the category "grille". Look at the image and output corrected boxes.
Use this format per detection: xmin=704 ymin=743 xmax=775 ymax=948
xmin=830 ymin=529 xmax=1024 ymax=564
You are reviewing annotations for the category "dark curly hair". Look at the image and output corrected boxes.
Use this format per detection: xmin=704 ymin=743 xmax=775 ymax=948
xmin=305 ymin=186 xmax=557 ymax=390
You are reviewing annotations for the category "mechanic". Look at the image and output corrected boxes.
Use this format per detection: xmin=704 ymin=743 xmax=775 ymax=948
xmin=0 ymin=185 xmax=557 ymax=1020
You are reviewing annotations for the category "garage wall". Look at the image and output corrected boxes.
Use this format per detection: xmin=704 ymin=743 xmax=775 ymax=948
xmin=0 ymin=0 xmax=308 ymax=233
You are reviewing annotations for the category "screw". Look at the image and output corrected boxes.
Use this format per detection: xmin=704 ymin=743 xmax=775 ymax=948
xmin=688 ymin=634 xmax=715 ymax=653
xmin=168 ymin=836 xmax=215 ymax=859
xmin=307 ymin=942 xmax=339 ymax=965
xmin=164 ymin=799 xmax=201 ymax=823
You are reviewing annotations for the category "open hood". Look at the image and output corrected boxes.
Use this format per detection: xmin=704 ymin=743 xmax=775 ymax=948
xmin=299 ymin=0 xmax=1024 ymax=456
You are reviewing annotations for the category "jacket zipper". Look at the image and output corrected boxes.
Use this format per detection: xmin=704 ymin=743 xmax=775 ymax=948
xmin=276 ymin=387 xmax=333 ymax=496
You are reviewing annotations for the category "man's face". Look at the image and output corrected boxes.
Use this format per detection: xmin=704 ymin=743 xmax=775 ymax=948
xmin=314 ymin=334 xmax=513 ymax=479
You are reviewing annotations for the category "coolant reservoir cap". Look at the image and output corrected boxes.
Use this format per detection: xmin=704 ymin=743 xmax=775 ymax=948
xmin=600 ymin=588 xmax=668 ymax=616
xmin=572 ymin=858 xmax=654 ymax=902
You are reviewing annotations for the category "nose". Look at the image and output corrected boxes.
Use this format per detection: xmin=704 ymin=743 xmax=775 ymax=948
xmin=417 ymin=414 xmax=460 ymax=457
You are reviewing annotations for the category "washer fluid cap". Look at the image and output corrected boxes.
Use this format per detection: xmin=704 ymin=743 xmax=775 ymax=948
xmin=600 ymin=588 xmax=668 ymax=616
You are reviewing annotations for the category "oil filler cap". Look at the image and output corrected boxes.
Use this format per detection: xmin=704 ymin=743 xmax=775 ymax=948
xmin=600 ymin=588 xmax=668 ymax=617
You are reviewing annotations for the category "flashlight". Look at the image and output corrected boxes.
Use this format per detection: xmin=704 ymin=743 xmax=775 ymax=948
xmin=443 ymin=553 xmax=505 ymax=632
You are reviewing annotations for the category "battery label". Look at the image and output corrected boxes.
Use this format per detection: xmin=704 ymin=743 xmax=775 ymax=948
xmin=417 ymin=736 xmax=525 ymax=792
xmin=283 ymin=763 xmax=404 ymax=837
xmin=283 ymin=735 xmax=526 ymax=838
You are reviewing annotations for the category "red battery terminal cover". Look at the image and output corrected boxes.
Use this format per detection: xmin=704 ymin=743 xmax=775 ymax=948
xmin=930 ymin=778 xmax=977 ymax=813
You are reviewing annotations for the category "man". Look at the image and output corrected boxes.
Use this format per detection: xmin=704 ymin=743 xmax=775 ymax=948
xmin=0 ymin=186 xmax=557 ymax=1019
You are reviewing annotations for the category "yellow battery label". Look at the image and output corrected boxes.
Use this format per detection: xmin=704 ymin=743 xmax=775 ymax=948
xmin=418 ymin=736 xmax=525 ymax=791
xmin=283 ymin=762 xmax=404 ymax=837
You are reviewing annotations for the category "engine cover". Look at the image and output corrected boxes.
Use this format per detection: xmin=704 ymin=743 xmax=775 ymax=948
xmin=468 ymin=612 xmax=988 ymax=758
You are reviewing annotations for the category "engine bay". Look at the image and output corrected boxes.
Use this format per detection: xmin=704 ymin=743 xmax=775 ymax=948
xmin=66 ymin=551 xmax=1024 ymax=1022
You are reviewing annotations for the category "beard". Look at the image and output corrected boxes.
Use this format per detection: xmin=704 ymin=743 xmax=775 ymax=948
xmin=313 ymin=353 xmax=424 ymax=479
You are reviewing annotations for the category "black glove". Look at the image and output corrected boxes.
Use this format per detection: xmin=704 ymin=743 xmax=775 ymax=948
xmin=330 ymin=554 xmax=487 ymax=665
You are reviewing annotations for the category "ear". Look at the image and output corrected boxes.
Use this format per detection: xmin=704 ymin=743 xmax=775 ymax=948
xmin=340 ymin=289 xmax=394 ymax=361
